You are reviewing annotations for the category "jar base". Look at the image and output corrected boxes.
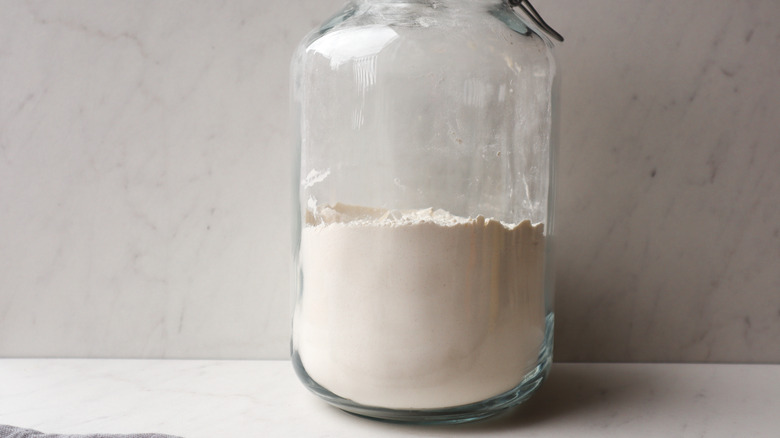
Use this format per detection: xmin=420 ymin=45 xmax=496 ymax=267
xmin=293 ymin=314 xmax=554 ymax=425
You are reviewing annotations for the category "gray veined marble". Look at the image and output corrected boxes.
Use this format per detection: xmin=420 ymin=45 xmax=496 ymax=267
xmin=0 ymin=0 xmax=778 ymax=362
xmin=547 ymin=0 xmax=780 ymax=362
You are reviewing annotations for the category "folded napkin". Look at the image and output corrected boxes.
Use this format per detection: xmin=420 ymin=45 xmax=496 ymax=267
xmin=0 ymin=425 xmax=182 ymax=438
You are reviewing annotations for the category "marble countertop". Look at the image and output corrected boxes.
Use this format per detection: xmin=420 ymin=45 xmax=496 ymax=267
xmin=0 ymin=360 xmax=778 ymax=437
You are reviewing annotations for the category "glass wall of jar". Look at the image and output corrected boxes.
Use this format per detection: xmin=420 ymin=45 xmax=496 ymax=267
xmin=291 ymin=0 xmax=559 ymax=424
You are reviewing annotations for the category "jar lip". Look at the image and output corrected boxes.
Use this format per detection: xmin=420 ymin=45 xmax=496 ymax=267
xmin=356 ymin=0 xmax=563 ymax=43
xmin=358 ymin=0 xmax=502 ymax=4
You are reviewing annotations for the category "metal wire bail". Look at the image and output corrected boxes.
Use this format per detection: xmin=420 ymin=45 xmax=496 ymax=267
xmin=508 ymin=0 xmax=564 ymax=42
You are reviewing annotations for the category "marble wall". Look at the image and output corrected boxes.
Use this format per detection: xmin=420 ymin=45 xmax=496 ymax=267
xmin=0 ymin=0 xmax=777 ymax=361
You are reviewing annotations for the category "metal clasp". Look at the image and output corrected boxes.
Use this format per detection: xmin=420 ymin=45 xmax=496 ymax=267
xmin=508 ymin=0 xmax=564 ymax=42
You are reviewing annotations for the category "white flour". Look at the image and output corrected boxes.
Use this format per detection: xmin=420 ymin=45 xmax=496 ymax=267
xmin=295 ymin=204 xmax=546 ymax=409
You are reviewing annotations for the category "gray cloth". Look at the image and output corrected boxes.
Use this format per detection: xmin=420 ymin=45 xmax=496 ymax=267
xmin=0 ymin=425 xmax=182 ymax=438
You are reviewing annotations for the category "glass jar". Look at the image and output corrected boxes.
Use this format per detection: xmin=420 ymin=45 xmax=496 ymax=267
xmin=291 ymin=0 xmax=559 ymax=424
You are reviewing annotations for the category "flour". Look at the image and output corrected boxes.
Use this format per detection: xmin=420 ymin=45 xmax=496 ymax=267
xmin=295 ymin=203 xmax=546 ymax=409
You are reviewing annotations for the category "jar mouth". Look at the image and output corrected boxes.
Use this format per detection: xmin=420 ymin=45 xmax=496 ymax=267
xmin=358 ymin=0 xmax=503 ymax=5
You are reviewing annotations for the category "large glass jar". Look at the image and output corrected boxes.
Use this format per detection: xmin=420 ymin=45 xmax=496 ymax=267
xmin=291 ymin=0 xmax=559 ymax=424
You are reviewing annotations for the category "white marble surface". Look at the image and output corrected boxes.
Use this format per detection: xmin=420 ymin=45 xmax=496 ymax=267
xmin=547 ymin=0 xmax=780 ymax=362
xmin=0 ymin=1 xmax=778 ymax=361
xmin=1 ymin=360 xmax=779 ymax=437
xmin=0 ymin=0 xmax=312 ymax=358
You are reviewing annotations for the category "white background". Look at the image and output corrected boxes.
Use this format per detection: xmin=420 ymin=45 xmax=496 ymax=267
xmin=0 ymin=0 xmax=778 ymax=361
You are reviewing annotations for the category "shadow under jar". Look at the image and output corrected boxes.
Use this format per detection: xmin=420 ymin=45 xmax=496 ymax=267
xmin=291 ymin=0 xmax=560 ymax=424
